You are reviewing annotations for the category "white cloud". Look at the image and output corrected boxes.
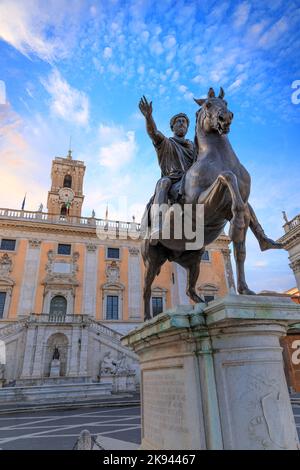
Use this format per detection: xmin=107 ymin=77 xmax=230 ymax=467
xmin=98 ymin=124 xmax=137 ymax=170
xmin=103 ymin=47 xmax=113 ymax=59
xmin=178 ymin=85 xmax=188 ymax=93
xmin=227 ymin=73 xmax=247 ymax=93
xmin=259 ymin=17 xmax=288 ymax=48
xmin=41 ymin=69 xmax=90 ymax=126
xmin=171 ymin=71 xmax=179 ymax=82
xmin=0 ymin=0 xmax=80 ymax=62
xmin=247 ymin=20 xmax=269 ymax=40
xmin=192 ymin=75 xmax=205 ymax=84
xmin=163 ymin=35 xmax=176 ymax=49
xmin=151 ymin=40 xmax=164 ymax=55
xmin=0 ymin=103 xmax=48 ymax=210
xmin=253 ymin=260 xmax=268 ymax=268
xmin=233 ymin=2 xmax=251 ymax=28
xmin=141 ymin=30 xmax=149 ymax=43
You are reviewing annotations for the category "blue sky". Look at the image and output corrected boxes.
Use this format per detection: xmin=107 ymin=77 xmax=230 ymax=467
xmin=0 ymin=0 xmax=300 ymax=293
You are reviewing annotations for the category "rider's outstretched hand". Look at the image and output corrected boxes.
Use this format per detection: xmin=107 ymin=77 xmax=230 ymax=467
xmin=139 ymin=96 xmax=153 ymax=118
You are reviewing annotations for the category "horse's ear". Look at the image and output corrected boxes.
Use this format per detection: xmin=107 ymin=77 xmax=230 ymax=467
xmin=194 ymin=98 xmax=205 ymax=106
xmin=208 ymin=88 xmax=215 ymax=98
xmin=218 ymin=87 xmax=225 ymax=99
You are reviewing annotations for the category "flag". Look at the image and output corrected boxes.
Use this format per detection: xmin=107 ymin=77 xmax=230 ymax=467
xmin=21 ymin=193 xmax=26 ymax=210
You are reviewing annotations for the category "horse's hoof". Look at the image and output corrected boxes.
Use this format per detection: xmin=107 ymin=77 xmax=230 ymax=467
xmin=186 ymin=291 xmax=204 ymax=304
xmin=238 ymin=288 xmax=256 ymax=295
xmin=260 ymin=238 xmax=283 ymax=251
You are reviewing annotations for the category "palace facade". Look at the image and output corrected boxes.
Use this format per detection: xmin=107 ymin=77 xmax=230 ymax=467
xmin=0 ymin=150 xmax=234 ymax=388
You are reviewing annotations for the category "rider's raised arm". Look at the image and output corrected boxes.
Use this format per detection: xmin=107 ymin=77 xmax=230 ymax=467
xmin=139 ymin=96 xmax=164 ymax=146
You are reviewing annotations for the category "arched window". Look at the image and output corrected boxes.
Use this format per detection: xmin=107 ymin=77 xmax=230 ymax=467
xmin=50 ymin=295 xmax=67 ymax=318
xmin=63 ymin=175 xmax=72 ymax=188
xmin=60 ymin=205 xmax=67 ymax=216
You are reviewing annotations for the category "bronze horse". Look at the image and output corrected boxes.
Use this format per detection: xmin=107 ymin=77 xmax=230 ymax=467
xmin=141 ymin=87 xmax=281 ymax=320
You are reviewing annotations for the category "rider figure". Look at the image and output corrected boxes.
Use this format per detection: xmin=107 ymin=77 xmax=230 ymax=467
xmin=139 ymin=96 xmax=195 ymax=244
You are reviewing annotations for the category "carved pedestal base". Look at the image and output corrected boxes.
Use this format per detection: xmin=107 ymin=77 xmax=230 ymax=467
xmin=122 ymin=295 xmax=300 ymax=450
xmin=50 ymin=359 xmax=60 ymax=377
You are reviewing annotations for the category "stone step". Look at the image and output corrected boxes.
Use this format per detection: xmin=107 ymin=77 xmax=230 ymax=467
xmin=0 ymin=382 xmax=112 ymax=403
xmin=0 ymin=394 xmax=140 ymax=414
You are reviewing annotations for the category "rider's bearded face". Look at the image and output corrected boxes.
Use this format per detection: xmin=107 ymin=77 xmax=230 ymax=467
xmin=173 ymin=117 xmax=188 ymax=138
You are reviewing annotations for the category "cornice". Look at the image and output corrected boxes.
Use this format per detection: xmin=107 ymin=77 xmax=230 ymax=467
xmin=0 ymin=218 xmax=231 ymax=246
xmin=278 ymin=230 xmax=300 ymax=250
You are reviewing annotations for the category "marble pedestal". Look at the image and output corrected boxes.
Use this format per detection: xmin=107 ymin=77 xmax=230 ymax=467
xmin=50 ymin=359 xmax=60 ymax=377
xmin=122 ymin=295 xmax=300 ymax=450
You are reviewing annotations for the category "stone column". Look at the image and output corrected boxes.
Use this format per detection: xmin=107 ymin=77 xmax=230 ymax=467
xmin=122 ymin=295 xmax=300 ymax=450
xmin=82 ymin=244 xmax=98 ymax=316
xmin=128 ymin=247 xmax=142 ymax=319
xmin=290 ymin=259 xmax=300 ymax=292
xmin=79 ymin=325 xmax=89 ymax=376
xmin=174 ymin=264 xmax=190 ymax=305
xmin=67 ymin=327 xmax=80 ymax=376
xmin=18 ymin=239 xmax=41 ymax=316
xmin=31 ymin=326 xmax=46 ymax=378
xmin=221 ymin=248 xmax=236 ymax=293
xmin=20 ymin=326 xmax=37 ymax=378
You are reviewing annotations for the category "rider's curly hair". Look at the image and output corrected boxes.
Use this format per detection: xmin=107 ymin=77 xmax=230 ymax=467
xmin=170 ymin=113 xmax=190 ymax=130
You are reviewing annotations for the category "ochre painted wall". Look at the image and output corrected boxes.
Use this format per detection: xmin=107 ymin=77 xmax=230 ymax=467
xmin=7 ymin=239 xmax=27 ymax=319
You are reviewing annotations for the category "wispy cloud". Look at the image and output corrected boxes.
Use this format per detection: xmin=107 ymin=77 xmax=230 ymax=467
xmin=41 ymin=69 xmax=90 ymax=126
xmin=259 ymin=17 xmax=289 ymax=48
xmin=0 ymin=103 xmax=47 ymax=209
xmin=98 ymin=124 xmax=138 ymax=170
xmin=233 ymin=1 xmax=251 ymax=28
xmin=0 ymin=0 xmax=82 ymax=62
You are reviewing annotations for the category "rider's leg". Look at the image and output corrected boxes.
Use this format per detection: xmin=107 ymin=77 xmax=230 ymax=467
xmin=150 ymin=177 xmax=172 ymax=244
xmin=248 ymin=203 xmax=283 ymax=251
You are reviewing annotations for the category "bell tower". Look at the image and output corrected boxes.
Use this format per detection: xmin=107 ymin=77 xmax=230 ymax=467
xmin=47 ymin=149 xmax=86 ymax=218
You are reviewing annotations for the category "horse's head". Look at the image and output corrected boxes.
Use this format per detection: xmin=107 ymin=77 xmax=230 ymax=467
xmin=194 ymin=87 xmax=233 ymax=135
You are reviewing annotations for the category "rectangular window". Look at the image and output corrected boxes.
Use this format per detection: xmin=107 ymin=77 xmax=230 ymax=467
xmin=152 ymin=297 xmax=163 ymax=317
xmin=204 ymin=295 xmax=215 ymax=303
xmin=106 ymin=295 xmax=119 ymax=320
xmin=57 ymin=244 xmax=71 ymax=255
xmin=0 ymin=239 xmax=16 ymax=251
xmin=202 ymin=250 xmax=210 ymax=261
xmin=107 ymin=247 xmax=120 ymax=259
xmin=0 ymin=292 xmax=6 ymax=318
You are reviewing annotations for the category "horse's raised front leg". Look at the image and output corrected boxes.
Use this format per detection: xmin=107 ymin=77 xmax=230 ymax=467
xmin=198 ymin=171 xmax=246 ymax=243
xmin=248 ymin=203 xmax=283 ymax=251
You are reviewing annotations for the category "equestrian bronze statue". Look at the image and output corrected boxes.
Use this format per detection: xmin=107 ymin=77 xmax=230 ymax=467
xmin=139 ymin=88 xmax=282 ymax=321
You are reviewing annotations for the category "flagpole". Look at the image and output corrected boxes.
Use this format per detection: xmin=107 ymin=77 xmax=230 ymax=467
xmin=21 ymin=193 xmax=27 ymax=211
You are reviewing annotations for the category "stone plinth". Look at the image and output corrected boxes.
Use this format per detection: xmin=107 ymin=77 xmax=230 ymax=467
xmin=122 ymin=295 xmax=300 ymax=450
xmin=50 ymin=359 xmax=60 ymax=377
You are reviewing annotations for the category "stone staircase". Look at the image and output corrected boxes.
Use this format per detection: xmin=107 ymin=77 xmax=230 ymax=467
xmin=0 ymin=381 xmax=112 ymax=405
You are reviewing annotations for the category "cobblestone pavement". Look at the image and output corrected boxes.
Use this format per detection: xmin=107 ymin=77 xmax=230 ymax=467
xmin=0 ymin=405 xmax=299 ymax=450
xmin=0 ymin=405 xmax=141 ymax=450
